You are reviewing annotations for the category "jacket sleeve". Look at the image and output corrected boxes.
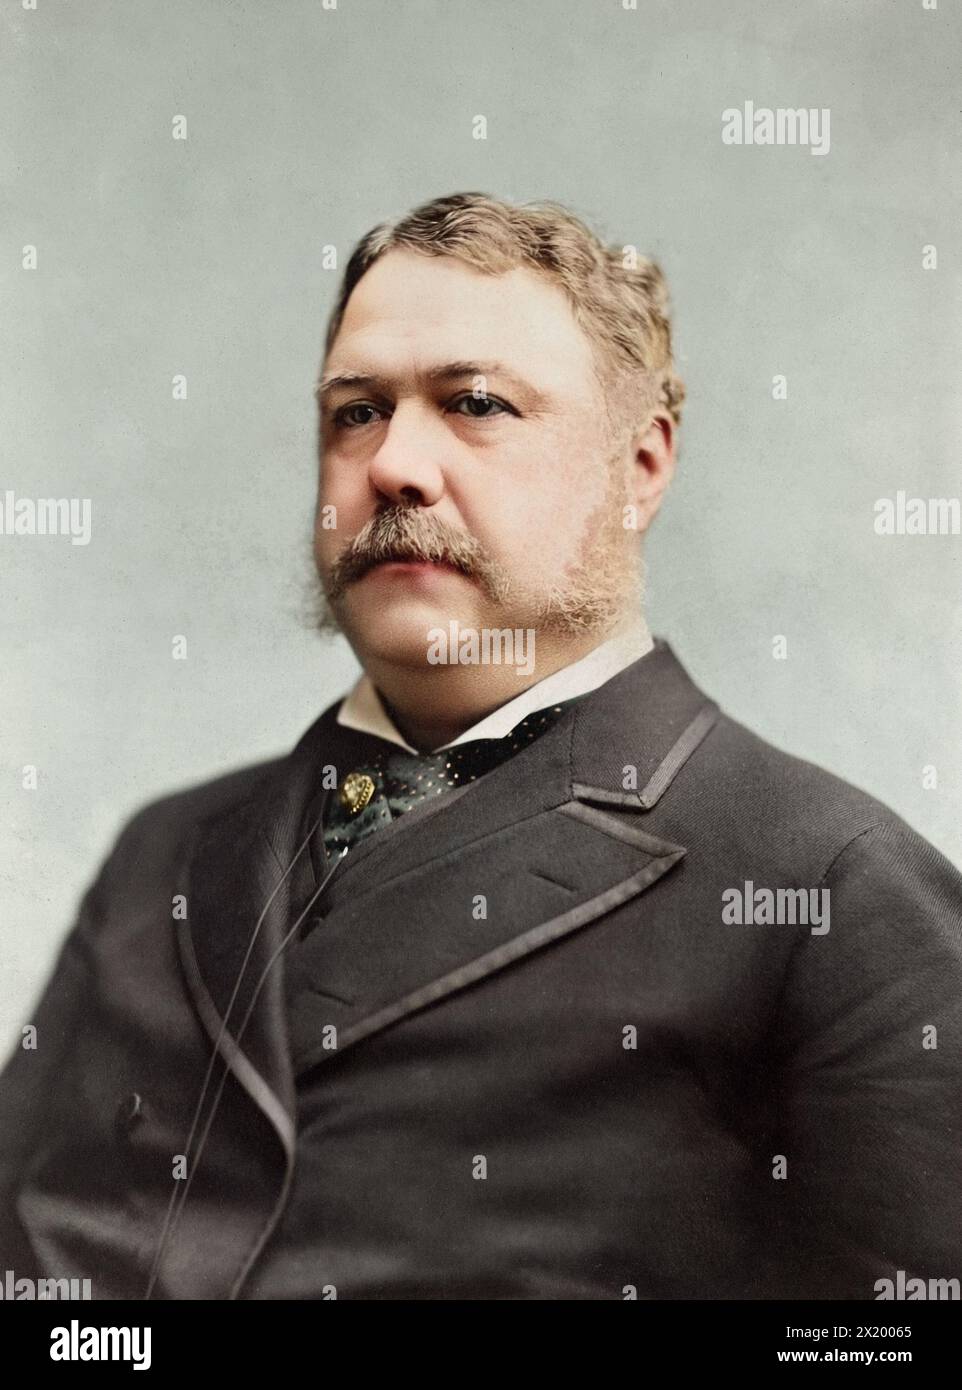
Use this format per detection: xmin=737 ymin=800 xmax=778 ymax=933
xmin=0 ymin=854 xmax=115 ymax=1275
xmin=769 ymin=818 xmax=962 ymax=1299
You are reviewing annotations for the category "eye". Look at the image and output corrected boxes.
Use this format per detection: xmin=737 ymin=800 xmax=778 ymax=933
xmin=449 ymin=393 xmax=513 ymax=419
xmin=335 ymin=402 xmax=385 ymax=428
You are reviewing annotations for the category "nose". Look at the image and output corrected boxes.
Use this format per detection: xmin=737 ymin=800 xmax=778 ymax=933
xmin=367 ymin=403 xmax=446 ymax=509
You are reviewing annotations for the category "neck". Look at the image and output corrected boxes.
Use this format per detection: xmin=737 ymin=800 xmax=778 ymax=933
xmin=362 ymin=612 xmax=648 ymax=753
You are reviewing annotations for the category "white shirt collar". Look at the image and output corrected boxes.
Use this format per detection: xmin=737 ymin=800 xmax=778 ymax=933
xmin=336 ymin=614 xmax=654 ymax=754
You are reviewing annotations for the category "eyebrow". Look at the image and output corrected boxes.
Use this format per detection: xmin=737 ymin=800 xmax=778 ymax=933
xmin=315 ymin=360 xmax=546 ymax=405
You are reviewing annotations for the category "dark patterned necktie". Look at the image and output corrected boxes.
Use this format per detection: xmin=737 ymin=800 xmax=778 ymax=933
xmin=322 ymin=699 xmax=578 ymax=858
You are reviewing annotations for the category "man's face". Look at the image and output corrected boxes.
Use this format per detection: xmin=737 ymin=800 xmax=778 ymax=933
xmin=313 ymin=248 xmax=643 ymax=672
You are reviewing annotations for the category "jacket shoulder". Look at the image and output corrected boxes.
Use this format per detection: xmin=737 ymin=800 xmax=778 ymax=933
xmin=690 ymin=710 xmax=952 ymax=880
xmin=107 ymin=754 xmax=287 ymax=864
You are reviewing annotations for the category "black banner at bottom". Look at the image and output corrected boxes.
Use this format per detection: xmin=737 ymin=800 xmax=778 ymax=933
xmin=0 ymin=1298 xmax=953 ymax=1375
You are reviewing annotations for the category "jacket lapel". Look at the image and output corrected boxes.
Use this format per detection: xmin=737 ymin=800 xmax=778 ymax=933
xmin=175 ymin=721 xmax=333 ymax=1157
xmin=286 ymin=640 xmax=719 ymax=1075
xmin=177 ymin=640 xmax=720 ymax=1143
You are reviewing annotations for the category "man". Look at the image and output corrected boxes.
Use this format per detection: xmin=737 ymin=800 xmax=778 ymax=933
xmin=2 ymin=192 xmax=960 ymax=1301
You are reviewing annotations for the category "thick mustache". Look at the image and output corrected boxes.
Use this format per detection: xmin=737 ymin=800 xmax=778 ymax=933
xmin=324 ymin=508 xmax=499 ymax=601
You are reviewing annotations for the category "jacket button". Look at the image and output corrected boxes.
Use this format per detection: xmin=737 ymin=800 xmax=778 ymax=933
xmin=116 ymin=1092 xmax=145 ymax=1135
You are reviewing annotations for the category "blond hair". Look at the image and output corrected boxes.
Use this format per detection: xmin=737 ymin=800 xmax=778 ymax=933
xmin=323 ymin=192 xmax=685 ymax=432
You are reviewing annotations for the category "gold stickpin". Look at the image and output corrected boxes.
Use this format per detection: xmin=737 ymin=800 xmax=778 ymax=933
xmin=339 ymin=771 xmax=376 ymax=815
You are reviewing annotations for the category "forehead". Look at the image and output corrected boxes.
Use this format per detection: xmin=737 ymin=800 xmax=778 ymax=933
xmin=327 ymin=248 xmax=598 ymax=390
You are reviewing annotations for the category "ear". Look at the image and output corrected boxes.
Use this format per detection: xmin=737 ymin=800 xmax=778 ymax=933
xmin=629 ymin=411 xmax=676 ymax=533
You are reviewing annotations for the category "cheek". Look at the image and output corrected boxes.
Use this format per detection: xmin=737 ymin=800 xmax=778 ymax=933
xmin=474 ymin=486 xmax=554 ymax=568
xmin=317 ymin=461 xmax=347 ymax=514
xmin=315 ymin=466 xmax=369 ymax=551
xmin=469 ymin=449 xmax=598 ymax=577
xmin=313 ymin=513 xmax=333 ymax=564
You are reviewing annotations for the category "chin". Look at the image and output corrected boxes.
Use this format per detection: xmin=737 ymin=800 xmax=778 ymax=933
xmin=345 ymin=598 xmax=456 ymax=670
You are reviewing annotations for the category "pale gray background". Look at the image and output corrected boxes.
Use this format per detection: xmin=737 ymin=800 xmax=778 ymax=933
xmin=2 ymin=0 xmax=960 ymax=1050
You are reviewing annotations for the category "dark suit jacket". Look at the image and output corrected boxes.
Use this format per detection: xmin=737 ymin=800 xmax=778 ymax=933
xmin=2 ymin=641 xmax=961 ymax=1300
